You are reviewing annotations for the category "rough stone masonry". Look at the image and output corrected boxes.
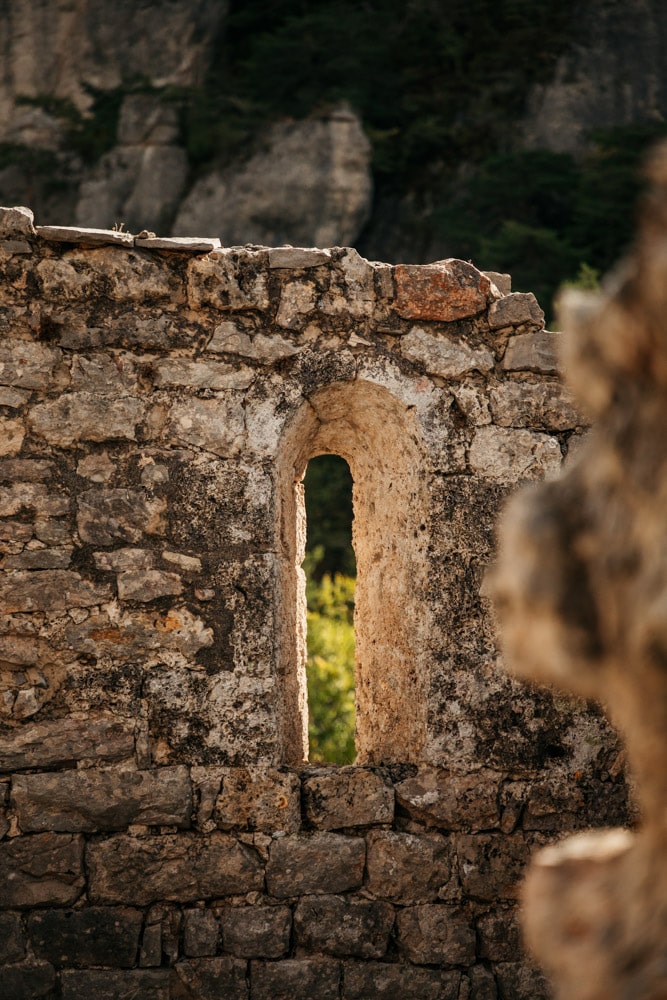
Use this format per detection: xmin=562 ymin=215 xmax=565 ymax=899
xmin=0 ymin=206 xmax=630 ymax=999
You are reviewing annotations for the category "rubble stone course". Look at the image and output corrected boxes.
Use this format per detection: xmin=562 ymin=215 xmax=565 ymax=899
xmin=0 ymin=206 xmax=628 ymax=997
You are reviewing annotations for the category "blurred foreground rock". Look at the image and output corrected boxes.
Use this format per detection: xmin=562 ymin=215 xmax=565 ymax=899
xmin=492 ymin=143 xmax=667 ymax=999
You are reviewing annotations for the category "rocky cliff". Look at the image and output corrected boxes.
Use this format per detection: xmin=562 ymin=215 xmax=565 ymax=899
xmin=0 ymin=0 xmax=665 ymax=257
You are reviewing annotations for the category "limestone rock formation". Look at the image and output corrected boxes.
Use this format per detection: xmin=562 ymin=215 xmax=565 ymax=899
xmin=492 ymin=144 xmax=667 ymax=998
xmin=173 ymin=104 xmax=373 ymax=247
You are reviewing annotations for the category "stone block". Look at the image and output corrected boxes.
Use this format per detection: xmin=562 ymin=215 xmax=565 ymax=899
xmin=188 ymin=251 xmax=269 ymax=312
xmin=268 ymin=247 xmax=331 ymax=268
xmin=469 ymin=964 xmax=498 ymax=1000
xmin=476 ymin=907 xmax=522 ymax=961
xmin=152 ymin=358 xmax=254 ymax=389
xmin=488 ymin=292 xmax=544 ymax=329
xmin=396 ymin=904 xmax=476 ymax=965
xmin=12 ymin=765 xmax=192 ymax=832
xmin=0 ymin=912 xmax=26 ymax=963
xmin=395 ymin=768 xmax=500 ymax=831
xmin=36 ymin=225 xmax=135 ymax=246
xmin=0 ymin=714 xmax=135 ymax=771
xmin=502 ymin=331 xmax=563 ymax=373
xmin=183 ymin=908 xmax=220 ymax=957
xmin=394 ymin=260 xmax=491 ymax=321
xmin=365 ymin=830 xmax=451 ymax=904
xmin=3 ymin=547 xmax=72 ymax=570
xmin=0 ymin=833 xmax=84 ymax=908
xmin=208 ymin=322 xmax=301 ymax=363
xmin=400 ymin=326 xmax=494 ymax=377
xmin=303 ymin=767 xmax=394 ymax=830
xmin=455 ymin=833 xmax=530 ymax=901
xmin=166 ymin=397 xmax=246 ymax=457
xmin=343 ymin=961 xmax=460 ymax=1000
xmin=489 ymin=380 xmax=582 ymax=431
xmin=215 ymin=768 xmax=301 ymax=833
xmin=61 ymin=969 xmax=170 ymax=1000
xmin=0 ymin=961 xmax=55 ymax=999
xmin=0 ymin=570 xmax=112 ymax=614
xmin=294 ymin=894 xmax=394 ymax=958
xmin=220 ymin=904 xmax=292 ymax=958
xmin=494 ymin=961 xmax=551 ymax=1000
xmin=266 ymin=833 xmax=365 ymax=897
xmin=171 ymin=957 xmax=248 ymax=999
xmin=87 ymin=832 xmax=264 ymax=905
xmin=275 ymin=280 xmax=317 ymax=328
xmin=117 ymin=569 xmax=183 ymax=602
xmin=0 ymin=386 xmax=30 ymax=407
xmin=0 ymin=206 xmax=35 ymax=237
xmin=250 ymin=958 xmax=340 ymax=1000
xmin=469 ymin=426 xmax=562 ymax=481
xmin=28 ymin=906 xmax=143 ymax=968
xmin=93 ymin=548 xmax=154 ymax=572
xmin=0 ymin=417 xmax=24 ymax=456
xmin=135 ymin=236 xmax=222 ymax=252
xmin=0 ymin=482 xmax=68 ymax=517
xmin=483 ymin=271 xmax=511 ymax=295
xmin=77 ymin=488 xmax=166 ymax=545
xmin=0 ymin=342 xmax=62 ymax=389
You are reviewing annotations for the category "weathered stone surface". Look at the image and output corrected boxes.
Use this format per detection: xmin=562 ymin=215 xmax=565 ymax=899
xmin=489 ymin=379 xmax=581 ymax=430
xmin=0 ymin=206 xmax=35 ymax=237
xmin=12 ymin=765 xmax=192 ymax=832
xmin=171 ymin=957 xmax=248 ymax=1000
xmin=494 ymin=961 xmax=551 ymax=1000
xmin=77 ymin=488 xmax=166 ymax=545
xmin=0 ymin=342 xmax=62 ymax=389
xmin=183 ymin=908 xmax=219 ymax=957
xmin=250 ymin=958 xmax=340 ymax=1000
xmin=117 ymin=569 xmax=183 ymax=602
xmin=166 ymin=397 xmax=246 ymax=457
xmin=477 ymin=907 xmax=522 ymax=961
xmin=294 ymin=895 xmax=394 ymax=959
xmin=0 ymin=714 xmax=135 ymax=771
xmin=455 ymin=833 xmax=530 ymax=901
xmin=135 ymin=236 xmax=221 ymax=252
xmin=152 ymin=358 xmax=254 ymax=390
xmin=469 ymin=964 xmax=498 ymax=1000
xmin=0 ymin=386 xmax=30 ymax=407
xmin=266 ymin=833 xmax=365 ymax=897
xmin=275 ymin=280 xmax=317 ymax=328
xmin=319 ymin=248 xmax=376 ymax=318
xmin=220 ymin=905 xmax=292 ymax=959
xmin=0 ymin=833 xmax=84 ymax=907
xmin=343 ymin=961 xmax=459 ymax=1000
xmin=400 ymin=326 xmax=494 ymax=377
xmin=93 ymin=548 xmax=154 ymax=572
xmin=483 ymin=271 xmax=511 ymax=295
xmin=0 ymin=570 xmax=111 ymax=613
xmin=0 ymin=482 xmax=68 ymax=517
xmin=394 ymin=260 xmax=492 ymax=321
xmin=469 ymin=426 xmax=562 ymax=481
xmin=208 ymin=321 xmax=301 ymax=362
xmin=502 ymin=331 xmax=563 ymax=373
xmin=0 ymin=417 xmax=24 ymax=456
xmin=268 ymin=247 xmax=331 ymax=269
xmin=396 ymin=904 xmax=476 ymax=965
xmin=215 ymin=768 xmax=301 ymax=833
xmin=0 ymin=912 xmax=25 ymax=963
xmin=365 ymin=831 xmax=451 ymax=904
xmin=87 ymin=833 xmax=264 ymax=904
xmin=489 ymin=292 xmax=545 ymax=329
xmin=395 ymin=768 xmax=500 ymax=831
xmin=30 ymin=392 xmax=145 ymax=446
xmin=28 ymin=906 xmax=143 ymax=967
xmin=188 ymin=251 xmax=269 ymax=312
xmin=61 ymin=969 xmax=170 ymax=1000
xmin=302 ymin=768 xmax=394 ymax=830
xmin=3 ymin=546 xmax=72 ymax=569
xmin=0 ymin=961 xmax=55 ymax=999
xmin=37 ymin=225 xmax=135 ymax=246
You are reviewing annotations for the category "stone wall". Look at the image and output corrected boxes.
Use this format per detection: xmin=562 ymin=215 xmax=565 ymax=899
xmin=0 ymin=206 xmax=630 ymax=999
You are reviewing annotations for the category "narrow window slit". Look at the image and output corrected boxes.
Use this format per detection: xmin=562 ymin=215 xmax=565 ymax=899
xmin=302 ymin=454 xmax=356 ymax=764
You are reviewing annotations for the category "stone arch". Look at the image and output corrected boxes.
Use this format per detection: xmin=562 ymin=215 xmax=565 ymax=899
xmin=277 ymin=379 xmax=429 ymax=765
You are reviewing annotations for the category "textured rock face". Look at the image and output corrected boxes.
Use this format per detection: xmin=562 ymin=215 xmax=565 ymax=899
xmin=522 ymin=0 xmax=667 ymax=152
xmin=0 ymin=206 xmax=629 ymax=996
xmin=173 ymin=104 xmax=373 ymax=247
xmin=491 ymin=145 xmax=667 ymax=998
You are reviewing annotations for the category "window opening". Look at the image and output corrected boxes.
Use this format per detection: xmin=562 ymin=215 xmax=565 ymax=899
xmin=303 ymin=455 xmax=356 ymax=764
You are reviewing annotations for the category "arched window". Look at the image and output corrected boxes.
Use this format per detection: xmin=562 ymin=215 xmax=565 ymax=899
xmin=277 ymin=380 xmax=428 ymax=765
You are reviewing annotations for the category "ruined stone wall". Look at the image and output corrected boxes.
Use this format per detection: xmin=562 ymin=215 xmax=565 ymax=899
xmin=0 ymin=206 xmax=629 ymax=999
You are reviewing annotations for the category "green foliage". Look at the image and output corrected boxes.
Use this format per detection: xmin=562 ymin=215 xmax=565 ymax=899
xmin=306 ymin=573 xmax=356 ymax=765
xmin=304 ymin=455 xmax=355 ymax=581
